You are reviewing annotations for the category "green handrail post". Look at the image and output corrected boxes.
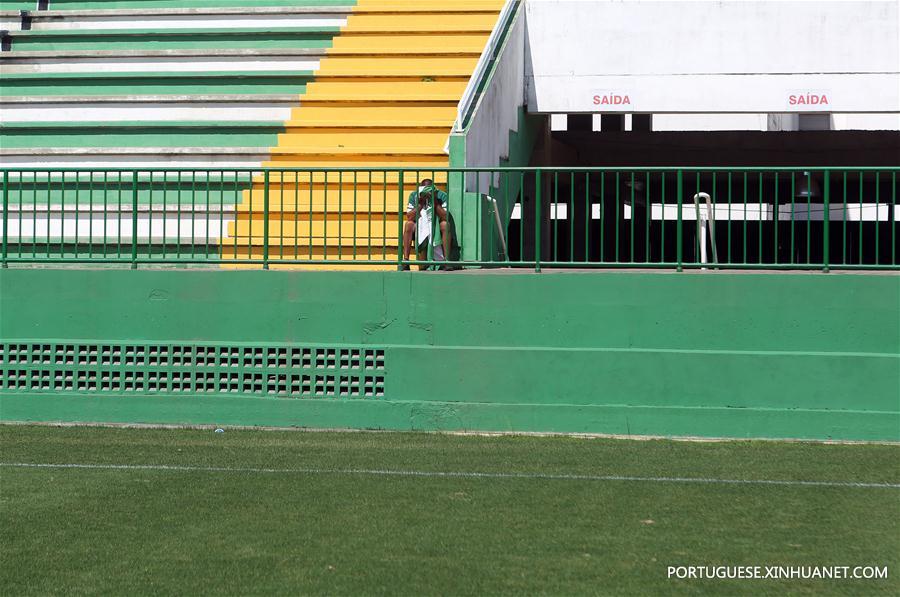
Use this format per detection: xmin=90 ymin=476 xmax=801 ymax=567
xmin=397 ymin=170 xmax=405 ymax=271
xmin=534 ymin=169 xmax=542 ymax=272
xmin=676 ymin=169 xmax=683 ymax=271
xmin=2 ymin=170 xmax=8 ymax=268
xmin=823 ymin=169 xmax=830 ymax=273
xmin=130 ymin=170 xmax=138 ymax=269
xmin=262 ymin=169 xmax=270 ymax=270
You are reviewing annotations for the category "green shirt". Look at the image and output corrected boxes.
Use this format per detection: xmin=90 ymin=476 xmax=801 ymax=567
xmin=407 ymin=188 xmax=449 ymax=247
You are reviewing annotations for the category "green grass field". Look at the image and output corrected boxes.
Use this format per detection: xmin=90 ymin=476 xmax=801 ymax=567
xmin=1 ymin=425 xmax=898 ymax=596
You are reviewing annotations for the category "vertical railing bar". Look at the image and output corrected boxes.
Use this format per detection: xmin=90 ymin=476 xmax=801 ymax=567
xmin=676 ymin=169 xmax=683 ymax=271
xmin=534 ymin=169 xmax=541 ymax=272
xmin=805 ymin=171 xmax=811 ymax=265
xmin=262 ymin=169 xmax=270 ymax=270
xmin=309 ymin=170 xmax=314 ymax=260
xmin=73 ymin=170 xmax=79 ymax=260
xmin=823 ymin=169 xmax=830 ymax=272
xmin=599 ymin=171 xmax=605 ymax=264
xmin=102 ymin=170 xmax=109 ymax=258
xmin=293 ymin=171 xmax=299 ymax=260
xmin=397 ymin=170 xmax=405 ymax=270
xmin=858 ymin=171 xmax=863 ymax=264
xmin=1 ymin=170 xmax=8 ymax=267
xmin=757 ymin=172 xmax=763 ymax=264
xmin=645 ymin=171 xmax=650 ymax=263
xmin=322 ymin=170 xmax=329 ymax=263
xmin=726 ymin=172 xmax=731 ymax=264
xmin=505 ymin=171 xmax=511 ymax=263
xmin=276 ymin=170 xmax=283 ymax=261
xmin=43 ymin=170 xmax=53 ymax=258
xmin=773 ymin=172 xmax=778 ymax=266
xmin=381 ymin=170 xmax=387 ymax=261
xmin=353 ymin=170 xmax=358 ymax=261
xmin=130 ymin=170 xmax=138 ymax=269
xmin=232 ymin=170 xmax=239 ymax=261
xmin=584 ymin=172 xmax=590 ymax=263
xmin=205 ymin=170 xmax=211 ymax=261
xmin=742 ymin=173 xmax=748 ymax=265
xmin=366 ymin=170 xmax=372 ymax=260
xmin=31 ymin=170 xmax=38 ymax=259
xmin=661 ymin=172 xmax=666 ymax=264
xmin=569 ymin=171 xmax=575 ymax=263
xmin=159 ymin=171 xmax=166 ymax=261
xmin=874 ymin=171 xmax=880 ymax=266
xmin=698 ymin=172 xmax=704 ymax=265
xmin=519 ymin=172 xmax=525 ymax=264
xmin=614 ymin=172 xmax=620 ymax=264
xmin=553 ymin=171 xmax=558 ymax=263
xmin=790 ymin=172 xmax=795 ymax=265
xmin=842 ymin=171 xmax=847 ymax=265
xmin=198 ymin=170 xmax=205 ymax=260
xmin=630 ymin=171 xmax=635 ymax=264
xmin=338 ymin=170 xmax=343 ymax=261
xmin=176 ymin=170 xmax=183 ymax=261
xmin=87 ymin=170 xmax=94 ymax=259
xmin=219 ymin=170 xmax=225 ymax=263
xmin=116 ymin=171 xmax=122 ymax=259
xmin=59 ymin=172 xmax=66 ymax=261
xmin=892 ymin=171 xmax=896 ymax=266
xmin=711 ymin=172 xmax=717 ymax=267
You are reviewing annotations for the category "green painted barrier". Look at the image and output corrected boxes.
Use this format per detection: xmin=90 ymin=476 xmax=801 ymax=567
xmin=1 ymin=269 xmax=897 ymax=441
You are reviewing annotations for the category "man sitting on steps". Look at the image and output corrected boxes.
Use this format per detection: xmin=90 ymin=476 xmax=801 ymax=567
xmin=401 ymin=178 xmax=452 ymax=270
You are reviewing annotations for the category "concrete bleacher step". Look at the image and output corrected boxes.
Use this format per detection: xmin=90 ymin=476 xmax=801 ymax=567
xmin=42 ymin=0 xmax=356 ymax=9
xmin=10 ymin=6 xmax=352 ymax=31
xmin=0 ymin=120 xmax=285 ymax=148
xmin=0 ymin=95 xmax=302 ymax=123
xmin=301 ymin=80 xmax=468 ymax=102
xmin=0 ymin=71 xmax=315 ymax=95
xmin=0 ymin=49 xmax=327 ymax=74
xmin=230 ymin=217 xmax=398 ymax=239
xmin=3 ymin=26 xmax=341 ymax=51
xmin=327 ymin=34 xmax=488 ymax=55
xmin=285 ymin=104 xmax=456 ymax=127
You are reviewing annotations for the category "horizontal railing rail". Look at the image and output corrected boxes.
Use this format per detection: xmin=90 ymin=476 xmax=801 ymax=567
xmin=1 ymin=167 xmax=898 ymax=272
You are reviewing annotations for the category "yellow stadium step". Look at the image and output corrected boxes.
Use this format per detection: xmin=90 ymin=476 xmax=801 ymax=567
xmin=303 ymin=80 xmax=468 ymax=102
xmin=328 ymin=35 xmax=489 ymax=55
xmin=230 ymin=219 xmax=398 ymax=240
xmin=286 ymin=105 xmax=457 ymax=128
xmin=352 ymin=0 xmax=506 ymax=13
xmin=315 ymin=57 xmax=479 ymax=77
xmin=276 ymin=129 xmax=448 ymax=149
xmin=264 ymin=156 xmax=450 ymax=168
xmin=236 ymin=190 xmax=413 ymax=213
xmin=342 ymin=13 xmax=498 ymax=33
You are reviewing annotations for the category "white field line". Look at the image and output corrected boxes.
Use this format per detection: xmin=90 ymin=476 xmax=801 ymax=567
xmin=1 ymin=462 xmax=897 ymax=489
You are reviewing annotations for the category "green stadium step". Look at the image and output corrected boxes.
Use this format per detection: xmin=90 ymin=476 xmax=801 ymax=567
xmin=39 ymin=0 xmax=355 ymax=9
xmin=0 ymin=121 xmax=286 ymax=148
xmin=0 ymin=71 xmax=314 ymax=96
xmin=4 ymin=26 xmax=341 ymax=51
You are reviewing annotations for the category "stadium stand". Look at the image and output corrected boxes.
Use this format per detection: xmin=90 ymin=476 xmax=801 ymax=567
xmin=0 ymin=0 xmax=504 ymax=267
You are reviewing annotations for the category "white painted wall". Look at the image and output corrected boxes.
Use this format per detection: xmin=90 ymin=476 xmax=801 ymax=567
xmin=458 ymin=5 xmax=526 ymax=190
xmin=525 ymin=0 xmax=900 ymax=115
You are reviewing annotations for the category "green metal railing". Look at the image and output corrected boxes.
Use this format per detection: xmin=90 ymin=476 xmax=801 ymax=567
xmin=1 ymin=167 xmax=897 ymax=271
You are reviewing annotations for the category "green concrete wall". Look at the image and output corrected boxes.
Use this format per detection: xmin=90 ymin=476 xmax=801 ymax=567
xmin=1 ymin=269 xmax=898 ymax=440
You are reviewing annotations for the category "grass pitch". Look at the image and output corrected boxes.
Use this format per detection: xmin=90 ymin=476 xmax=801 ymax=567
xmin=1 ymin=425 xmax=898 ymax=596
